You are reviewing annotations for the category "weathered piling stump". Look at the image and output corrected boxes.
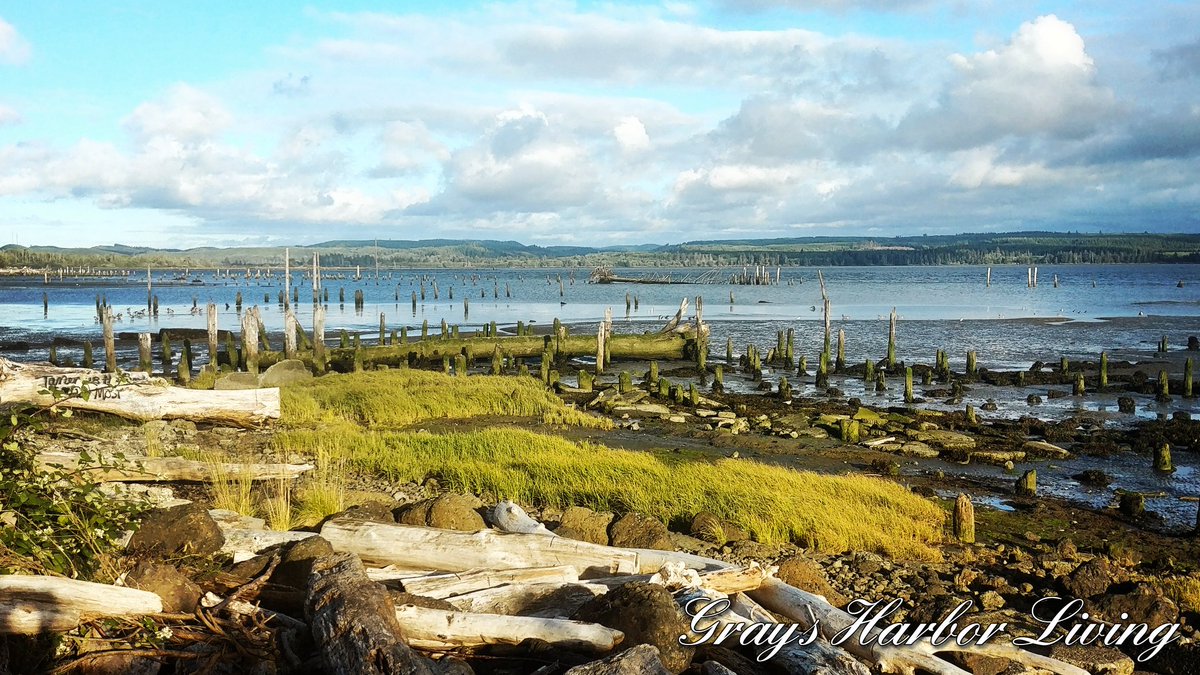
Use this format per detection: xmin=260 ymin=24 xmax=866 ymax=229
xmin=1159 ymin=336 xmax=1168 ymax=354
xmin=136 ymin=332 xmax=151 ymax=373
xmin=815 ymin=352 xmax=828 ymax=389
xmin=1073 ymin=373 xmax=1085 ymax=396
xmin=284 ymin=311 xmax=299 ymax=359
xmin=726 ymin=337 xmax=733 ymax=364
xmin=48 ymin=345 xmax=58 ymax=367
xmin=1099 ymin=351 xmax=1108 ymax=389
xmin=689 ymin=383 xmax=700 ymax=406
xmin=965 ymin=405 xmax=977 ymax=425
xmin=618 ymin=371 xmax=633 ymax=394
xmin=378 ymin=313 xmax=386 ymax=345
xmin=887 ymin=308 xmax=897 ymax=369
xmin=798 ymin=355 xmax=808 ymax=377
xmin=161 ymin=331 xmax=173 ymax=379
xmin=577 ymin=369 xmax=593 ymax=391
xmin=953 ymin=493 xmax=975 ymax=544
xmin=904 ymin=366 xmax=914 ymax=403
xmin=835 ymin=328 xmax=846 ymax=372
xmin=454 ymin=354 xmax=467 ymax=377
xmin=657 ymin=377 xmax=670 ymax=399
xmin=1059 ymin=356 xmax=1069 ymax=374
xmin=82 ymin=341 xmax=93 ymax=369
xmin=1015 ymin=470 xmax=1037 ymax=497
xmin=864 ymin=358 xmax=874 ymax=383
xmin=779 ymin=376 xmax=791 ymax=401
xmin=1157 ymin=370 xmax=1172 ymax=402
xmin=875 ymin=371 xmax=886 ymax=392
xmin=42 ymin=291 xmax=48 ymax=317
xmin=179 ymin=339 xmax=192 ymax=385
xmin=314 ymin=306 xmax=327 ymax=374
xmin=838 ymin=418 xmax=860 ymax=443
xmin=1185 ymin=358 xmax=1194 ymax=398
xmin=491 ymin=346 xmax=503 ymax=375
xmin=966 ymin=350 xmax=977 ymax=377
xmin=712 ymin=365 xmax=723 ymax=392
xmin=101 ymin=307 xmax=117 ymax=372
xmin=1155 ymin=443 xmax=1174 ymax=473
xmin=242 ymin=308 xmax=261 ymax=375
xmin=235 ymin=291 xmax=243 ymax=312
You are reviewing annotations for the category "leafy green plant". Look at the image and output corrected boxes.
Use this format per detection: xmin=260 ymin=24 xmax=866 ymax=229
xmin=1 ymin=383 xmax=149 ymax=579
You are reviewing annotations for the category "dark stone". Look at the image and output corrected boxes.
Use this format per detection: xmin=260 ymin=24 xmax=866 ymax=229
xmin=272 ymin=536 xmax=335 ymax=589
xmin=776 ymin=555 xmax=848 ymax=608
xmin=1047 ymin=644 xmax=1133 ymax=675
xmin=127 ymin=503 xmax=224 ymax=557
xmin=981 ymin=399 xmax=999 ymax=411
xmin=555 ymin=506 xmax=614 ymax=546
xmin=564 ymin=644 xmax=671 ymax=674
xmin=1188 ymin=336 xmax=1199 ymax=351
xmin=1073 ymin=469 xmax=1113 ymax=487
xmin=1027 ymin=394 xmax=1043 ymax=405
xmin=1063 ymin=557 xmax=1119 ymax=599
xmin=1094 ymin=584 xmax=1178 ymax=627
xmin=609 ymin=512 xmax=673 ymax=550
xmin=396 ymin=494 xmax=485 ymax=531
xmin=573 ymin=583 xmax=694 ymax=673
xmin=125 ymin=561 xmax=202 ymax=613
xmin=334 ymin=501 xmax=399 ymax=524
xmin=945 ymin=651 xmax=1012 ymax=675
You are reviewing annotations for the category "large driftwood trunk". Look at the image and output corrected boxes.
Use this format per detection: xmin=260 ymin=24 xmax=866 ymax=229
xmin=320 ymin=519 xmax=639 ymax=575
xmin=0 ymin=575 xmax=163 ymax=634
xmin=393 ymin=604 xmax=623 ymax=652
xmin=399 ymin=565 xmax=581 ymax=599
xmin=36 ymin=452 xmax=312 ymax=483
xmin=304 ymin=552 xmax=437 ymax=675
xmin=0 ymin=358 xmax=279 ymax=427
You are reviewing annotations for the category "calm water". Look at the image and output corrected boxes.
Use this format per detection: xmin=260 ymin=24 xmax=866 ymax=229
xmin=2 ymin=263 xmax=1199 ymax=528
xmin=3 ymin=264 xmax=1198 ymax=365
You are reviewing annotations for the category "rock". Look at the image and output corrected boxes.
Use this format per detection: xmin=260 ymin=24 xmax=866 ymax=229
xmin=911 ymin=429 xmax=976 ymax=451
xmin=1094 ymin=584 xmax=1178 ymax=627
xmin=71 ymin=651 xmax=162 ymax=675
xmin=555 ymin=506 xmax=614 ymax=546
xmin=978 ymin=590 xmax=1005 ymax=610
xmin=898 ymin=441 xmax=941 ymax=458
xmin=611 ymin=403 xmax=671 ymax=417
xmin=1023 ymin=440 xmax=1070 ymax=458
xmin=944 ymin=652 xmax=1011 ymax=675
xmin=127 ymin=503 xmax=224 ymax=557
xmin=125 ymin=561 xmax=202 ymax=613
xmin=214 ymin=372 xmax=260 ymax=390
xmin=333 ymin=501 xmax=399 ymax=524
xmin=1074 ymin=469 xmax=1113 ymax=487
xmin=1117 ymin=396 xmax=1136 ymax=413
xmin=573 ymin=584 xmax=693 ymax=673
xmin=609 ymin=512 xmax=673 ymax=550
xmin=258 ymin=359 xmax=313 ymax=387
xmin=689 ymin=511 xmax=748 ymax=545
xmin=396 ymin=494 xmax=485 ymax=531
xmin=1048 ymin=644 xmax=1134 ymax=675
xmin=700 ymin=662 xmax=738 ymax=675
xmin=271 ymin=536 xmax=335 ymax=589
xmin=776 ymin=555 xmax=848 ymax=608
xmin=1027 ymin=394 xmax=1043 ymax=405
xmin=1063 ymin=558 xmax=1119 ymax=600
xmin=981 ymin=399 xmax=999 ymax=411
xmin=565 ymin=644 xmax=671 ymax=675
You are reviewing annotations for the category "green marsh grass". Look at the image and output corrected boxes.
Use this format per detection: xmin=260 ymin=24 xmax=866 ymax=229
xmin=276 ymin=426 xmax=944 ymax=559
xmin=282 ymin=369 xmax=611 ymax=430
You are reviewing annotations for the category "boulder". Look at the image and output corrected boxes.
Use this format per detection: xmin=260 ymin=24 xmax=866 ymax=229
xmin=213 ymin=372 xmax=260 ymax=390
xmin=125 ymin=561 xmax=202 ymax=613
xmin=1094 ymin=584 xmax=1178 ymax=627
xmin=555 ymin=506 xmax=614 ymax=546
xmin=911 ymin=429 xmax=976 ymax=451
xmin=1063 ymin=557 xmax=1119 ymax=599
xmin=775 ymin=555 xmax=848 ymax=608
xmin=565 ymin=644 xmax=671 ymax=675
xmin=396 ymin=494 xmax=485 ymax=532
xmin=573 ymin=584 xmax=693 ymax=673
xmin=609 ymin=512 xmax=673 ymax=550
xmin=689 ymin=511 xmax=748 ymax=545
xmin=271 ymin=536 xmax=335 ymax=589
xmin=258 ymin=359 xmax=313 ymax=387
xmin=127 ymin=503 xmax=224 ymax=557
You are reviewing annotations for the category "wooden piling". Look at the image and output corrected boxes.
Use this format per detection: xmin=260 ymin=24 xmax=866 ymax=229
xmin=1159 ymin=336 xmax=1168 ymax=354
xmin=618 ymin=371 xmax=632 ymax=394
xmin=284 ymin=310 xmax=299 ymax=359
xmin=235 ymin=292 xmax=243 ymax=312
xmin=1155 ymin=443 xmax=1174 ymax=473
xmin=137 ymin=332 xmax=150 ymax=373
xmin=81 ymin=341 xmax=93 ymax=369
xmin=726 ymin=337 xmax=733 ymax=364
xmin=904 ymin=366 xmax=914 ymax=403
xmin=823 ymin=297 xmax=831 ymax=357
xmin=454 ymin=354 xmax=467 ymax=377
xmin=242 ymin=307 xmax=261 ymax=375
xmin=1100 ymin=351 xmax=1108 ymax=389
xmin=966 ymin=350 xmax=977 ymax=377
xmin=798 ymin=355 xmax=808 ymax=377
xmin=48 ymin=345 xmax=58 ymax=367
xmin=1015 ymin=470 xmax=1037 ymax=497
xmin=1073 ymin=373 xmax=1085 ymax=396
xmin=1060 ymin=356 xmax=1069 ymax=374
xmin=161 ymin=331 xmax=173 ymax=379
xmin=1186 ymin=357 xmax=1193 ymax=398
xmin=313 ymin=306 xmax=327 ymax=374
xmin=835 ymin=328 xmax=845 ymax=372
xmin=179 ymin=339 xmax=192 ymax=385
xmin=953 ymin=494 xmax=975 ymax=544
xmin=986 ymin=268 xmax=991 ymax=287
xmin=713 ymin=365 xmax=723 ymax=390
xmin=42 ymin=292 xmax=48 ymax=317
xmin=1158 ymin=370 xmax=1171 ymax=402
xmin=887 ymin=308 xmax=897 ymax=368
xmin=785 ymin=328 xmax=794 ymax=366
xmin=965 ymin=404 xmax=977 ymax=425
xmin=864 ymin=358 xmax=874 ymax=383
xmin=816 ymin=351 xmax=828 ymax=389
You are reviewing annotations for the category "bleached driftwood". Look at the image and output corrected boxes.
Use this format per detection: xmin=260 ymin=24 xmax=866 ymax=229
xmin=218 ymin=527 xmax=316 ymax=561
xmin=304 ymin=553 xmax=436 ymax=675
xmin=649 ymin=563 xmax=775 ymax=595
xmin=0 ymin=357 xmax=280 ymax=427
xmin=320 ymin=518 xmax=638 ymax=575
xmin=677 ymin=586 xmax=869 ymax=675
xmin=36 ymin=452 xmax=312 ymax=483
xmin=489 ymin=499 xmax=555 ymax=535
xmin=394 ymin=603 xmax=623 ymax=653
xmin=444 ymin=581 xmax=609 ymax=617
xmin=399 ymin=565 xmax=580 ymax=599
xmin=0 ymin=575 xmax=163 ymax=634
xmin=491 ymin=501 xmax=1090 ymax=675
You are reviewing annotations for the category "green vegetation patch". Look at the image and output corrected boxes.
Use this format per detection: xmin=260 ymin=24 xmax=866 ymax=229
xmin=276 ymin=426 xmax=944 ymax=560
xmin=281 ymin=369 xmax=610 ymax=430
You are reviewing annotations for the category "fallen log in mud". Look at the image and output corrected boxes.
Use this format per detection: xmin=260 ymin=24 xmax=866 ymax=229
xmin=0 ymin=357 xmax=279 ymax=427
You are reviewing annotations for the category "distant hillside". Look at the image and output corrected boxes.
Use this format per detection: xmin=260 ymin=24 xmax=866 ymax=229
xmin=3 ymin=232 xmax=1199 ymax=269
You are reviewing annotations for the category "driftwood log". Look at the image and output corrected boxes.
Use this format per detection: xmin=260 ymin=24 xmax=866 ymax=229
xmin=36 ymin=451 xmax=312 ymax=483
xmin=394 ymin=604 xmax=623 ymax=652
xmin=320 ymin=518 xmax=639 ymax=575
xmin=0 ymin=357 xmax=279 ymax=427
xmin=304 ymin=552 xmax=437 ymax=675
xmin=0 ymin=575 xmax=163 ymax=634
xmin=399 ymin=565 xmax=581 ymax=599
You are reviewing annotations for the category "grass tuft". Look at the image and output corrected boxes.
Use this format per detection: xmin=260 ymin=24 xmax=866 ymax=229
xmin=277 ymin=426 xmax=944 ymax=560
xmin=206 ymin=453 xmax=255 ymax=517
xmin=295 ymin=446 xmax=348 ymax=528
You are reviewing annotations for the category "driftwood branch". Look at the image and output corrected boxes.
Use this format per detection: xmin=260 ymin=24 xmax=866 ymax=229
xmin=36 ymin=452 xmax=312 ymax=483
xmin=0 ymin=357 xmax=279 ymax=427
xmin=394 ymin=603 xmax=623 ymax=653
xmin=399 ymin=565 xmax=581 ymax=599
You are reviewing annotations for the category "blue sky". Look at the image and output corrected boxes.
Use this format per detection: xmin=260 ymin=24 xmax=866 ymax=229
xmin=0 ymin=1 xmax=1197 ymax=248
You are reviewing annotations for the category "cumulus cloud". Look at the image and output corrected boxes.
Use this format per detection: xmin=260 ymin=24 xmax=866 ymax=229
xmin=898 ymin=15 xmax=1116 ymax=150
xmin=124 ymin=84 xmax=234 ymax=141
xmin=1154 ymin=38 xmax=1200 ymax=80
xmin=613 ymin=116 xmax=650 ymax=153
xmin=0 ymin=17 xmax=31 ymax=65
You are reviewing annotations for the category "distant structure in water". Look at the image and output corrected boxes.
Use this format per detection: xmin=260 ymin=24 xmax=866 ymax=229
xmin=588 ymin=265 xmax=781 ymax=285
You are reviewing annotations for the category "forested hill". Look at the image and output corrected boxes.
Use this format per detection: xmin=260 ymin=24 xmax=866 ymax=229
xmin=2 ymin=232 xmax=1198 ymax=269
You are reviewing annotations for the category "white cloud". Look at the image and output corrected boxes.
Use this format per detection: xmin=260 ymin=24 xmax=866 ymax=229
xmin=0 ymin=17 xmax=31 ymax=65
xmin=898 ymin=15 xmax=1116 ymax=149
xmin=124 ymin=84 xmax=234 ymax=141
xmin=613 ymin=116 xmax=650 ymax=153
xmin=0 ymin=104 xmax=20 ymax=126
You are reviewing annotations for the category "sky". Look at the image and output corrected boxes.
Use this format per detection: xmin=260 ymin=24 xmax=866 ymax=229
xmin=0 ymin=1 xmax=1197 ymax=248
